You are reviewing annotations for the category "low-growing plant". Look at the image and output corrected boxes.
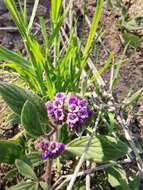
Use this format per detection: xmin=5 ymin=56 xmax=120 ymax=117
xmin=0 ymin=0 xmax=142 ymax=189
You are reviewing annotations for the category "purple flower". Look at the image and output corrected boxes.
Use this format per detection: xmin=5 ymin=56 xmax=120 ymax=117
xmin=53 ymin=99 xmax=63 ymax=108
xmin=58 ymin=143 xmax=65 ymax=152
xmin=79 ymin=118 xmax=85 ymax=125
xmin=50 ymin=142 xmax=56 ymax=150
xmin=68 ymin=104 xmax=79 ymax=113
xmin=56 ymin=92 xmax=66 ymax=100
xmin=54 ymin=109 xmax=64 ymax=121
xmin=78 ymin=107 xmax=89 ymax=119
xmin=67 ymin=113 xmax=79 ymax=124
xmin=35 ymin=138 xmax=65 ymax=160
xmin=78 ymin=99 xmax=88 ymax=107
xmin=87 ymin=108 xmax=93 ymax=117
xmin=42 ymin=142 xmax=49 ymax=151
xmin=69 ymin=96 xmax=78 ymax=105
xmin=46 ymin=101 xmax=55 ymax=114
xmin=42 ymin=151 xmax=50 ymax=159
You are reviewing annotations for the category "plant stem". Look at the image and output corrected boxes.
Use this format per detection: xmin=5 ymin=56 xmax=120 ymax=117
xmin=43 ymin=159 xmax=52 ymax=186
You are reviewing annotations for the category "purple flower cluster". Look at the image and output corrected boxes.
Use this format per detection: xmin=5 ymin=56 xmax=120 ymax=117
xmin=67 ymin=96 xmax=92 ymax=130
xmin=34 ymin=137 xmax=65 ymax=159
xmin=45 ymin=92 xmax=92 ymax=131
xmin=45 ymin=93 xmax=66 ymax=125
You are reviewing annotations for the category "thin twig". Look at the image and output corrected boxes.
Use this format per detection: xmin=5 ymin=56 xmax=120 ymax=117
xmin=86 ymin=132 xmax=91 ymax=190
xmin=0 ymin=27 xmax=18 ymax=31
xmin=86 ymin=160 xmax=91 ymax=190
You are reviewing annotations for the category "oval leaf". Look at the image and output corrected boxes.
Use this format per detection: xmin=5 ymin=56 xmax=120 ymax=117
xmin=0 ymin=140 xmax=21 ymax=164
xmin=21 ymin=100 xmax=44 ymax=137
xmin=0 ymin=81 xmax=47 ymax=123
xmin=40 ymin=181 xmax=49 ymax=190
xmin=107 ymin=166 xmax=129 ymax=190
xmin=15 ymin=159 xmax=37 ymax=180
xmin=20 ymin=152 xmax=42 ymax=167
xmin=7 ymin=182 xmax=36 ymax=190
xmin=66 ymin=135 xmax=129 ymax=162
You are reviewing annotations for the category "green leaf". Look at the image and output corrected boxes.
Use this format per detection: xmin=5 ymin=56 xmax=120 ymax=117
xmin=122 ymin=31 xmax=142 ymax=48
xmin=0 ymin=82 xmax=47 ymax=123
xmin=66 ymin=135 xmax=129 ymax=162
xmin=51 ymin=0 xmax=62 ymax=23
xmin=15 ymin=159 xmax=37 ymax=180
xmin=7 ymin=182 xmax=37 ymax=190
xmin=28 ymin=0 xmax=40 ymax=33
xmin=4 ymin=168 xmax=17 ymax=179
xmin=91 ymin=52 xmax=114 ymax=82
xmin=39 ymin=17 xmax=49 ymax=57
xmin=108 ymin=112 xmax=115 ymax=134
xmin=122 ymin=18 xmax=143 ymax=31
xmin=21 ymin=100 xmax=44 ymax=137
xmin=59 ymin=124 xmax=69 ymax=144
xmin=129 ymin=176 xmax=141 ymax=190
xmin=125 ymin=89 xmax=143 ymax=107
xmin=20 ymin=152 xmax=42 ymax=167
xmin=0 ymin=46 xmax=31 ymax=68
xmin=0 ymin=140 xmax=21 ymax=164
xmin=7 ymin=112 xmax=21 ymax=125
xmin=82 ymin=0 xmax=103 ymax=67
xmin=107 ymin=166 xmax=129 ymax=190
xmin=40 ymin=181 xmax=49 ymax=190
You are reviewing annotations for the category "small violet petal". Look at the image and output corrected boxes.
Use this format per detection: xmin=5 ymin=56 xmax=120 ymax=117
xmin=67 ymin=113 xmax=79 ymax=124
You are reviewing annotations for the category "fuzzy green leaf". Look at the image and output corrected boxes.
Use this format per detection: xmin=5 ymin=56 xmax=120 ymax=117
xmin=0 ymin=140 xmax=21 ymax=164
xmin=7 ymin=112 xmax=21 ymax=125
xmin=107 ymin=166 xmax=129 ymax=190
xmin=40 ymin=182 xmax=49 ymax=190
xmin=0 ymin=82 xmax=47 ymax=123
xmin=66 ymin=135 xmax=129 ymax=162
xmin=7 ymin=182 xmax=38 ymax=190
xmin=20 ymin=152 xmax=42 ymax=167
xmin=21 ymin=101 xmax=44 ymax=137
xmin=15 ymin=159 xmax=37 ymax=180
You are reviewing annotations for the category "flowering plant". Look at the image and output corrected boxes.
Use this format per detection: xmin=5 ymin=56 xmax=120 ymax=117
xmin=0 ymin=0 xmax=142 ymax=189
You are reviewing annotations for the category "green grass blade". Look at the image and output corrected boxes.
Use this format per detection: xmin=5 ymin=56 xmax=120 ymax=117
xmin=28 ymin=0 xmax=40 ymax=33
xmin=82 ymin=0 xmax=103 ymax=67
xmin=91 ymin=52 xmax=114 ymax=82
xmin=51 ymin=0 xmax=62 ymax=24
xmin=0 ymin=46 xmax=30 ymax=66
xmin=39 ymin=17 xmax=49 ymax=57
